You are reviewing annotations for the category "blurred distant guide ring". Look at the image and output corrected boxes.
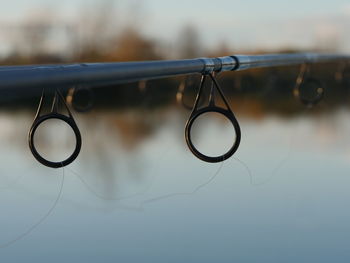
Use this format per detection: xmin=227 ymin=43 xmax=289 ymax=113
xmin=176 ymin=76 xmax=206 ymax=110
xmin=66 ymin=86 xmax=95 ymax=113
xmin=294 ymin=78 xmax=325 ymax=106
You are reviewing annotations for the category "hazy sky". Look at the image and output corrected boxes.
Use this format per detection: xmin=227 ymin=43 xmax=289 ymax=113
xmin=0 ymin=0 xmax=350 ymax=53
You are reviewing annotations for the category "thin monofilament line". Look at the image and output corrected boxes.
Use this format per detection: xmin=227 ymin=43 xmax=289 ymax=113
xmin=0 ymin=165 xmax=36 ymax=191
xmin=0 ymin=167 xmax=65 ymax=249
xmin=69 ymin=167 xmax=144 ymax=202
xmin=66 ymin=143 xmax=173 ymax=202
xmin=68 ymin=159 xmax=224 ymax=210
xmin=139 ymin=160 xmax=224 ymax=206
xmin=233 ymin=103 xmax=320 ymax=186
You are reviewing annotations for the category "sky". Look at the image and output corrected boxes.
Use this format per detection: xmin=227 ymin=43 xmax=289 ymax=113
xmin=0 ymin=0 xmax=350 ymax=54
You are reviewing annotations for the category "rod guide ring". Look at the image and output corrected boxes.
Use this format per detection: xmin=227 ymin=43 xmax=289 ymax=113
xmin=185 ymin=106 xmax=241 ymax=163
xmin=29 ymin=113 xmax=82 ymax=168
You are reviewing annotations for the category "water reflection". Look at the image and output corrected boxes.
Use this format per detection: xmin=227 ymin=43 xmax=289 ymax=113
xmin=1 ymin=85 xmax=350 ymax=262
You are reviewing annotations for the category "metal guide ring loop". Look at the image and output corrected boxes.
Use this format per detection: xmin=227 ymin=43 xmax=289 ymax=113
xmin=294 ymin=64 xmax=324 ymax=107
xmin=185 ymin=106 xmax=241 ymax=163
xmin=185 ymin=74 xmax=241 ymax=163
xmin=176 ymin=76 xmax=205 ymax=110
xmin=295 ymin=78 xmax=324 ymax=107
xmin=29 ymin=90 xmax=82 ymax=168
xmin=29 ymin=114 xmax=82 ymax=168
xmin=66 ymin=86 xmax=95 ymax=113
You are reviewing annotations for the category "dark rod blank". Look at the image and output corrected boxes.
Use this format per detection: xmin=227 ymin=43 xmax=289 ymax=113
xmin=0 ymin=53 xmax=349 ymax=92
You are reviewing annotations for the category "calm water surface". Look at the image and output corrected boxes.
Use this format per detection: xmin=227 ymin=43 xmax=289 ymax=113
xmin=0 ymin=106 xmax=350 ymax=262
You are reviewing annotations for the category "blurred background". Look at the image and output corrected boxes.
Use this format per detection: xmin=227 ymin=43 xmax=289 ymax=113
xmin=1 ymin=0 xmax=350 ymax=262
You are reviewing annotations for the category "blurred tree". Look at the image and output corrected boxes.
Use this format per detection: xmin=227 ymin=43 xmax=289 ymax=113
xmin=10 ymin=9 xmax=55 ymax=58
xmin=207 ymin=41 xmax=233 ymax=57
xmin=177 ymin=24 xmax=202 ymax=59
xmin=74 ymin=0 xmax=118 ymax=61
xmin=106 ymin=27 xmax=161 ymax=61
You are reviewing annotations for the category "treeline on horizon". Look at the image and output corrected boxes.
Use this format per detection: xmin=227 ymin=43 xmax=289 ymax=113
xmin=0 ymin=1 xmax=349 ymax=117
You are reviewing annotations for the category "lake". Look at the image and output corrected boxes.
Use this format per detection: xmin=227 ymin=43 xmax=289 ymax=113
xmin=0 ymin=94 xmax=350 ymax=262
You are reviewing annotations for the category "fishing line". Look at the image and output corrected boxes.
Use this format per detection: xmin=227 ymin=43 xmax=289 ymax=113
xmin=231 ymin=65 xmax=326 ymax=186
xmin=0 ymin=165 xmax=36 ymax=191
xmin=0 ymin=166 xmax=65 ymax=249
xmin=88 ymin=159 xmax=226 ymax=212
xmin=233 ymin=145 xmax=293 ymax=186
xmin=66 ymin=142 xmax=173 ymax=202
xmin=138 ymin=160 xmax=224 ymax=207
xmin=233 ymin=64 xmax=343 ymax=185
xmin=234 ymin=102 xmax=320 ymax=186
xmin=68 ymin=167 xmax=146 ymax=201
xmin=67 ymin=157 xmax=224 ymax=211
xmin=67 ymin=167 xmax=148 ymax=212
xmin=235 ymin=80 xmax=331 ymax=186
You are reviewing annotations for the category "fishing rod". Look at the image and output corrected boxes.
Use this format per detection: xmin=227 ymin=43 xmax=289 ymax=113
xmin=0 ymin=52 xmax=349 ymax=168
xmin=0 ymin=53 xmax=349 ymax=91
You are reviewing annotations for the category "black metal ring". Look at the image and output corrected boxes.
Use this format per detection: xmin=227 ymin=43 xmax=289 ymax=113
xmin=28 ymin=113 xmax=82 ymax=168
xmin=67 ymin=87 xmax=95 ymax=113
xmin=295 ymin=78 xmax=324 ymax=106
xmin=185 ymin=106 xmax=241 ymax=163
